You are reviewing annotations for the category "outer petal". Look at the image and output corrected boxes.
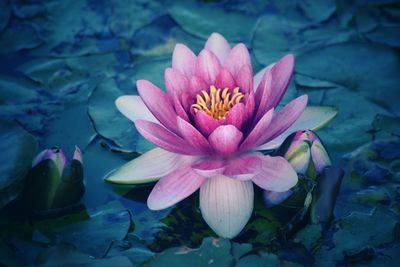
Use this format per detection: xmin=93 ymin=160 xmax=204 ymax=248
xmin=32 ymin=148 xmax=66 ymax=177
xmin=136 ymin=80 xmax=178 ymax=133
xmin=194 ymin=110 xmax=221 ymax=137
xmin=177 ymin=117 xmax=211 ymax=154
xmin=115 ymin=95 xmax=158 ymax=124
xmin=172 ymin=43 xmax=197 ymax=78
xmin=215 ymin=68 xmax=236 ymax=90
xmin=311 ymin=139 xmax=331 ymax=174
xmin=254 ymin=67 xmax=273 ymax=121
xmin=196 ymin=49 xmax=221 ymax=85
xmin=200 ymin=175 xmax=253 ymax=238
xmin=105 ymin=148 xmax=193 ymax=184
xmin=164 ymin=68 xmax=189 ymax=97
xmin=135 ymin=120 xmax=198 ymax=155
xmin=235 ymin=64 xmax=253 ymax=94
xmin=147 ymin=165 xmax=206 ymax=210
xmin=285 ymin=141 xmax=311 ymax=174
xmin=191 ymin=159 xmax=226 ymax=178
xmin=208 ymin=125 xmax=243 ymax=157
xmin=224 ymin=43 xmax=251 ymax=77
xmin=253 ymin=64 xmax=273 ymax=92
xmin=257 ymin=106 xmax=338 ymax=150
xmin=204 ymin=32 xmax=231 ymax=64
xmin=251 ymin=155 xmax=298 ymax=192
xmin=263 ymin=190 xmax=293 ymax=208
xmin=223 ymin=153 xmax=263 ymax=180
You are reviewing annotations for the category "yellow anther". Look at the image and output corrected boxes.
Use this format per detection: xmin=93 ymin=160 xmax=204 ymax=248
xmin=191 ymin=85 xmax=245 ymax=119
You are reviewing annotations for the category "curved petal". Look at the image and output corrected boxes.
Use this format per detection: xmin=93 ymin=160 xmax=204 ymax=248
xmin=177 ymin=116 xmax=211 ymax=154
xmin=256 ymin=106 xmax=338 ymax=150
xmin=285 ymin=141 xmax=311 ymax=174
xmin=172 ymin=43 xmax=197 ymax=78
xmin=224 ymin=43 xmax=251 ymax=77
xmin=235 ymin=64 xmax=253 ymax=94
xmin=254 ymin=66 xmax=273 ymax=121
xmin=311 ymin=139 xmax=331 ymax=174
xmin=224 ymin=103 xmax=246 ymax=130
xmin=239 ymin=108 xmax=274 ymax=151
xmin=136 ymin=80 xmax=178 ymax=133
xmin=147 ymin=165 xmax=206 ymax=210
xmin=253 ymin=64 xmax=273 ymax=92
xmin=135 ymin=119 xmax=198 ymax=155
xmin=200 ymin=175 xmax=254 ymax=238
xmin=223 ymin=153 xmax=263 ymax=180
xmin=215 ymin=68 xmax=236 ymax=90
xmin=194 ymin=110 xmax=221 ymax=137
xmin=105 ymin=148 xmax=194 ymax=184
xmin=263 ymin=190 xmax=293 ymax=207
xmin=209 ymin=125 xmax=243 ymax=157
xmin=204 ymin=32 xmax=231 ymax=64
xmin=191 ymin=159 xmax=226 ymax=178
xmin=164 ymin=68 xmax=189 ymax=97
xmin=196 ymin=49 xmax=221 ymax=85
xmin=251 ymin=155 xmax=298 ymax=192
xmin=115 ymin=95 xmax=158 ymax=124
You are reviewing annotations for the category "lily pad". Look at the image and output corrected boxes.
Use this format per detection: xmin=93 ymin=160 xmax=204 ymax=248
xmin=0 ymin=23 xmax=44 ymax=53
xmin=0 ymin=120 xmax=37 ymax=208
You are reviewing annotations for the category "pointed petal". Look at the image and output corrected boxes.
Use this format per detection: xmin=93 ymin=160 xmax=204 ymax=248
xmin=254 ymin=67 xmax=273 ymax=121
xmin=32 ymin=148 xmax=66 ymax=176
xmin=205 ymin=33 xmax=231 ymax=64
xmin=164 ymin=68 xmax=189 ymax=97
xmin=263 ymin=190 xmax=293 ymax=207
xmin=223 ymin=153 xmax=263 ymax=180
xmin=224 ymin=103 xmax=246 ymax=130
xmin=224 ymin=43 xmax=251 ymax=77
xmin=235 ymin=64 xmax=253 ymax=94
xmin=72 ymin=146 xmax=82 ymax=163
xmin=209 ymin=125 xmax=243 ymax=157
xmin=147 ymin=165 xmax=206 ymax=210
xmin=172 ymin=43 xmax=197 ymax=78
xmin=251 ymin=155 xmax=298 ymax=192
xmin=135 ymin=120 xmax=198 ymax=155
xmin=115 ymin=95 xmax=158 ymax=124
xmin=177 ymin=116 xmax=211 ymax=154
xmin=136 ymin=80 xmax=178 ymax=133
xmin=215 ymin=68 xmax=236 ymax=90
xmin=194 ymin=110 xmax=221 ymax=137
xmin=256 ymin=106 xmax=338 ymax=150
xmin=311 ymin=139 xmax=331 ymax=174
xmin=105 ymin=148 xmax=193 ymax=184
xmin=191 ymin=159 xmax=226 ymax=178
xmin=196 ymin=49 xmax=221 ymax=85
xmin=240 ymin=108 xmax=274 ymax=151
xmin=200 ymin=175 xmax=254 ymax=238
xmin=253 ymin=64 xmax=273 ymax=92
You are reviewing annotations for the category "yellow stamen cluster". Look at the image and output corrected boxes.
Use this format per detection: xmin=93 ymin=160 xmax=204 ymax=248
xmin=192 ymin=85 xmax=244 ymax=119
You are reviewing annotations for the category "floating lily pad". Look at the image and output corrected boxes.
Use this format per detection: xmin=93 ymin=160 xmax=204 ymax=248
xmin=0 ymin=23 xmax=44 ymax=53
xmin=298 ymin=0 xmax=336 ymax=23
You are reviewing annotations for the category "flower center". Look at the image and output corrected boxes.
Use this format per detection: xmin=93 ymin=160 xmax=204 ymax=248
xmin=191 ymin=85 xmax=244 ymax=119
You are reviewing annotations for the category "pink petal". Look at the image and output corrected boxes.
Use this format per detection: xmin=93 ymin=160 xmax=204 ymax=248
xmin=251 ymin=155 xmax=298 ymax=192
xmin=208 ymin=125 xmax=243 ymax=157
xmin=265 ymin=54 xmax=295 ymax=110
xmin=191 ymin=159 xmax=226 ymax=178
xmin=224 ymin=103 xmax=246 ymax=130
xmin=172 ymin=43 xmax=197 ymax=78
xmin=223 ymin=153 xmax=263 ymax=180
xmin=136 ymin=80 xmax=178 ymax=133
xmin=177 ymin=116 xmax=211 ymax=154
xmin=204 ymin=32 xmax=231 ymax=64
xmin=172 ymin=96 xmax=190 ymax=121
xmin=164 ymin=68 xmax=189 ymax=97
xmin=194 ymin=110 xmax=221 ymax=137
xmin=235 ymin=64 xmax=253 ymax=94
xmin=254 ymin=67 xmax=273 ymax=122
xmin=147 ymin=165 xmax=206 ymax=210
xmin=245 ymin=92 xmax=256 ymax=120
xmin=115 ymin=95 xmax=159 ymax=124
xmin=215 ymin=68 xmax=236 ymax=90
xmin=253 ymin=64 xmax=273 ymax=92
xmin=196 ymin=49 xmax=222 ymax=85
xmin=135 ymin=119 xmax=198 ymax=155
xmin=239 ymin=108 xmax=274 ymax=151
xmin=311 ymin=139 xmax=331 ymax=174
xmin=224 ymin=43 xmax=251 ymax=77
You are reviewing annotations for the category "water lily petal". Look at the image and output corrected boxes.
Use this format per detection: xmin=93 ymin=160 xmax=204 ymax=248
xmin=32 ymin=148 xmax=67 ymax=177
xmin=194 ymin=110 xmax=221 ymax=137
xmin=105 ymin=148 xmax=193 ymax=184
xmin=239 ymin=108 xmax=274 ymax=151
xmin=135 ymin=120 xmax=198 ymax=155
xmin=223 ymin=153 xmax=263 ymax=180
xmin=285 ymin=141 xmax=311 ymax=174
xmin=148 ymin=165 xmax=206 ymax=210
xmin=257 ymin=106 xmax=338 ymax=150
xmin=196 ymin=49 xmax=221 ymax=85
xmin=205 ymin=32 xmax=231 ymax=64
xmin=254 ymin=66 xmax=273 ymax=121
xmin=225 ymin=103 xmax=246 ymax=130
xmin=115 ymin=95 xmax=158 ymax=124
xmin=235 ymin=64 xmax=253 ymax=94
xmin=251 ymin=155 xmax=298 ymax=192
xmin=165 ymin=68 xmax=189 ymax=97
xmin=263 ymin=190 xmax=293 ymax=207
xmin=191 ymin=159 xmax=226 ymax=178
xmin=73 ymin=146 xmax=82 ymax=163
xmin=172 ymin=43 xmax=197 ymax=78
xmin=311 ymin=139 xmax=331 ymax=174
xmin=209 ymin=125 xmax=243 ymax=157
xmin=200 ymin=175 xmax=254 ymax=238
xmin=224 ymin=43 xmax=251 ymax=77
xmin=253 ymin=64 xmax=273 ymax=91
xmin=177 ymin=116 xmax=212 ymax=154
xmin=215 ymin=68 xmax=236 ymax=90
xmin=136 ymin=80 xmax=178 ymax=133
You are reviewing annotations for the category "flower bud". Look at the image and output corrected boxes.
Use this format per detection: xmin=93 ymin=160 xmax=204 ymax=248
xmin=282 ymin=130 xmax=331 ymax=177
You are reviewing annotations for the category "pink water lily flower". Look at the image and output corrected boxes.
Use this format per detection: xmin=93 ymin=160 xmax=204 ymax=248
xmin=106 ymin=33 xmax=337 ymax=238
